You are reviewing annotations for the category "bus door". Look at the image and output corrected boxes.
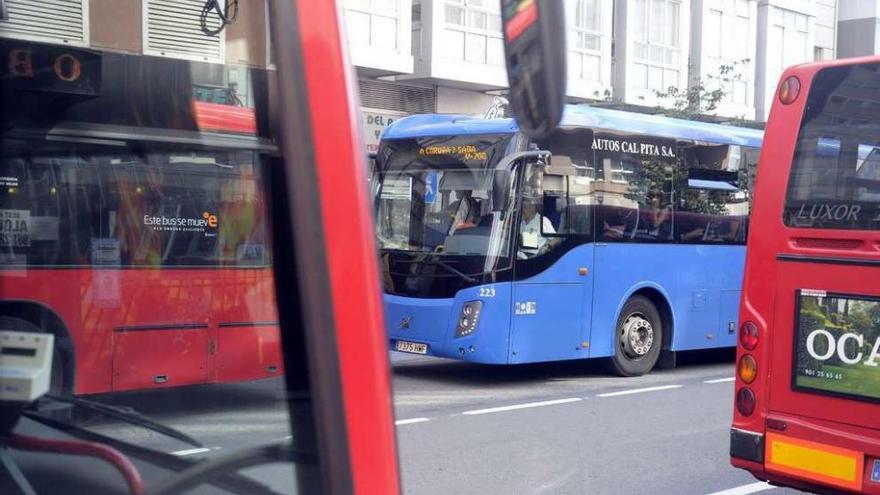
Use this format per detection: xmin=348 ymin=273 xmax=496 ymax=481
xmin=510 ymin=159 xmax=593 ymax=363
xmin=766 ymin=65 xmax=880 ymax=435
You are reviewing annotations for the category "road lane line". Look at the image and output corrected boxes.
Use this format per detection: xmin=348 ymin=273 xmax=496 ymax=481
xmin=704 ymin=377 xmax=736 ymax=384
xmin=596 ymin=384 xmax=683 ymax=397
xmin=462 ymin=398 xmax=582 ymax=416
xmin=704 ymin=481 xmax=773 ymax=495
xmin=395 ymin=417 xmax=430 ymax=425
xmin=170 ymin=447 xmax=213 ymax=456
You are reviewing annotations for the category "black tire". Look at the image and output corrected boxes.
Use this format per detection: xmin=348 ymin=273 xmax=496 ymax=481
xmin=0 ymin=315 xmax=67 ymax=395
xmin=608 ymin=296 xmax=663 ymax=377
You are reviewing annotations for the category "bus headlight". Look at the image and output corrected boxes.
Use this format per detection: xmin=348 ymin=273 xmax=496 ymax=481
xmin=455 ymin=301 xmax=483 ymax=338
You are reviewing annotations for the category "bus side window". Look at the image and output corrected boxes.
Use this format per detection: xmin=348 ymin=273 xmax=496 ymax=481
xmin=676 ymin=144 xmax=750 ymax=245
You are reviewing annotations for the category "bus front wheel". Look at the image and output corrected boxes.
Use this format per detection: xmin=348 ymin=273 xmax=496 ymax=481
xmin=609 ymin=296 xmax=663 ymax=377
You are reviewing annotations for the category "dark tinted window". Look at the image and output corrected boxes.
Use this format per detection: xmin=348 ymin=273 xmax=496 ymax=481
xmin=676 ymin=143 xmax=752 ymax=245
xmin=590 ymin=132 xmax=676 ymax=243
xmin=785 ymin=63 xmax=880 ymax=230
xmin=0 ymin=149 xmax=270 ymax=267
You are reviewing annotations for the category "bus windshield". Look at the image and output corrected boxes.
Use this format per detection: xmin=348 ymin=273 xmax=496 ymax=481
xmin=375 ymin=134 xmax=516 ymax=269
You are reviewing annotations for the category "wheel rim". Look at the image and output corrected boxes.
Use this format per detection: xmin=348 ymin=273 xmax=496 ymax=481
xmin=620 ymin=313 xmax=654 ymax=359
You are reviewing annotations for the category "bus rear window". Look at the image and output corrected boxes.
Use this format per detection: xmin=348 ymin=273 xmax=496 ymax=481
xmin=784 ymin=63 xmax=880 ymax=230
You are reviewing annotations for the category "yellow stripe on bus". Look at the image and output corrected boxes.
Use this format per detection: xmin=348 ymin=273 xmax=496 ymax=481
xmin=765 ymin=433 xmax=863 ymax=491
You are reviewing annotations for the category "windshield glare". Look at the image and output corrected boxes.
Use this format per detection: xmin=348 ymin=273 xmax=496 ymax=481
xmin=377 ymin=168 xmax=506 ymax=256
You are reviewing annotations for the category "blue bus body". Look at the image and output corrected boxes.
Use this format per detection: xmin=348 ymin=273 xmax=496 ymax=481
xmin=377 ymin=105 xmax=763 ymax=366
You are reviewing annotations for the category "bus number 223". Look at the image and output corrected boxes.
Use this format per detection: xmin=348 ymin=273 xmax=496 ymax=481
xmin=479 ymin=287 xmax=496 ymax=298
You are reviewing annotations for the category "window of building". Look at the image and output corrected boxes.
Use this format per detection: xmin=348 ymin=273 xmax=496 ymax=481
xmin=631 ymin=0 xmax=681 ymax=92
xmin=443 ymin=0 xmax=503 ymax=65
xmin=570 ymin=0 xmax=602 ymax=82
xmin=345 ymin=0 xmax=400 ymax=51
xmin=768 ymin=7 xmax=810 ymax=97
xmin=704 ymin=0 xmax=752 ymax=106
xmin=0 ymin=0 xmax=88 ymax=46
xmin=144 ymin=0 xmax=224 ymax=62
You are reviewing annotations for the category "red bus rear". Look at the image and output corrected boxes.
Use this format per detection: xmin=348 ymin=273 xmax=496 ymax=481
xmin=731 ymin=57 xmax=880 ymax=493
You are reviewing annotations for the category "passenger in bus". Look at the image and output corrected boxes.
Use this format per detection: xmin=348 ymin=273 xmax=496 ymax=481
xmin=709 ymin=216 xmax=744 ymax=243
xmin=600 ymin=205 xmax=636 ymax=239
xmin=644 ymin=190 xmax=672 ymax=239
xmin=450 ymin=197 xmax=481 ymax=232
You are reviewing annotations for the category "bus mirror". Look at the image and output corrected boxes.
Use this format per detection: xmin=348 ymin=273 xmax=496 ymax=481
xmin=492 ymin=169 xmax=512 ymax=212
xmin=501 ymin=0 xmax=566 ymax=140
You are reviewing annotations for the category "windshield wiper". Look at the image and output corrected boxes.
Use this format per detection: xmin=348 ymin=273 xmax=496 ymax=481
xmin=423 ymin=256 xmax=477 ymax=283
xmin=21 ymin=409 xmax=285 ymax=495
xmin=390 ymin=253 xmax=478 ymax=283
xmin=38 ymin=394 xmax=202 ymax=448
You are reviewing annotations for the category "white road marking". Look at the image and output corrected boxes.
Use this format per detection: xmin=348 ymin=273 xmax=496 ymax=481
xmin=704 ymin=377 xmax=736 ymax=384
xmin=596 ymin=384 xmax=683 ymax=397
xmin=704 ymin=481 xmax=774 ymax=495
xmin=170 ymin=447 xmax=213 ymax=456
xmin=462 ymin=398 xmax=582 ymax=416
xmin=395 ymin=417 xmax=430 ymax=425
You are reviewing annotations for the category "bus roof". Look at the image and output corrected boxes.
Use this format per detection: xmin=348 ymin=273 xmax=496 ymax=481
xmin=383 ymin=105 xmax=764 ymax=148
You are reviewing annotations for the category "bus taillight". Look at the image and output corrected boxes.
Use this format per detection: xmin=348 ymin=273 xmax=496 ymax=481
xmin=778 ymin=76 xmax=801 ymax=105
xmin=739 ymin=321 xmax=759 ymax=350
xmin=736 ymin=388 xmax=756 ymax=416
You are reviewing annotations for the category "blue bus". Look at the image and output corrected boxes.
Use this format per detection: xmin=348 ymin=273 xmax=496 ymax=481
xmin=373 ymin=105 xmax=763 ymax=375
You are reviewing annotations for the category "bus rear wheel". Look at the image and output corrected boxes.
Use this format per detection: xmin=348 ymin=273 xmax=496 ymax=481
xmin=609 ymin=296 xmax=663 ymax=377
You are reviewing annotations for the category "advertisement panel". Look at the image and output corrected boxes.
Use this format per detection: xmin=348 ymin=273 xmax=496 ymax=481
xmin=793 ymin=290 xmax=880 ymax=403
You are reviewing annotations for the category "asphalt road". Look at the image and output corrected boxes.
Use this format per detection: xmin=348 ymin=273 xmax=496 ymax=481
xmin=83 ymin=350 xmax=806 ymax=495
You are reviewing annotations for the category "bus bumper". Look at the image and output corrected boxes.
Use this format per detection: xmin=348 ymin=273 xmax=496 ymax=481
xmin=730 ymin=428 xmax=764 ymax=464
xmin=383 ymin=285 xmax=512 ymax=363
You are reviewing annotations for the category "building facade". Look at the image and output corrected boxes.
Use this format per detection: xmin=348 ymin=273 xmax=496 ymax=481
xmin=344 ymin=0 xmax=842 ymax=129
xmin=0 ymin=0 xmax=274 ymax=108
xmin=837 ymin=0 xmax=880 ymax=58
xmin=0 ymin=0 xmax=843 ymax=132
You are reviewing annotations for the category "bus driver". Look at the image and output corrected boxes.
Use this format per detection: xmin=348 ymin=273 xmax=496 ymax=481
xmin=519 ymin=195 xmax=556 ymax=258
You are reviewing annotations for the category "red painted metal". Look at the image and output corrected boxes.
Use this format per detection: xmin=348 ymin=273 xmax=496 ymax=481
xmin=504 ymin=0 xmax=537 ymax=41
xmin=10 ymin=434 xmax=145 ymax=495
xmin=294 ymin=0 xmax=401 ymax=492
xmin=732 ymin=56 xmax=880 ymax=494
xmin=0 ymin=268 xmax=280 ymax=394
xmin=192 ymin=101 xmax=257 ymax=135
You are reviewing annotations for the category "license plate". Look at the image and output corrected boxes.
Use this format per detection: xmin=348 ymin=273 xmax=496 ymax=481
xmin=765 ymin=433 xmax=863 ymax=492
xmin=395 ymin=340 xmax=428 ymax=354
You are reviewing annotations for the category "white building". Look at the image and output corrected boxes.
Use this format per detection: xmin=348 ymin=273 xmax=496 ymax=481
xmin=837 ymin=0 xmax=880 ymax=58
xmin=343 ymin=0 xmax=841 ymax=134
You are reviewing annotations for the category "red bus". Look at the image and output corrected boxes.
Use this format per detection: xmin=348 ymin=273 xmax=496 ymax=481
xmin=0 ymin=39 xmax=282 ymax=396
xmin=731 ymin=57 xmax=880 ymax=493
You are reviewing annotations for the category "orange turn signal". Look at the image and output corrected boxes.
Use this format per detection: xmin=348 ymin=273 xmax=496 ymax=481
xmin=738 ymin=354 xmax=757 ymax=384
